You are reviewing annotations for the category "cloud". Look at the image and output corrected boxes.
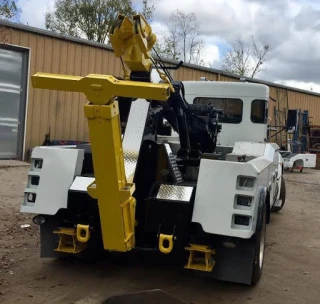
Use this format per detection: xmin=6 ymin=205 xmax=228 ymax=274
xmin=149 ymin=0 xmax=320 ymax=92
xmin=17 ymin=0 xmax=320 ymax=93
xmin=201 ymin=44 xmax=220 ymax=67
xmin=277 ymin=80 xmax=320 ymax=93
xmin=18 ymin=0 xmax=55 ymax=28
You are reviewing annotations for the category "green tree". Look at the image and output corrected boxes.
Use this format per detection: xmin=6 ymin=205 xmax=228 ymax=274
xmin=141 ymin=0 xmax=154 ymax=22
xmin=0 ymin=0 xmax=20 ymax=21
xmin=45 ymin=0 xmax=155 ymax=43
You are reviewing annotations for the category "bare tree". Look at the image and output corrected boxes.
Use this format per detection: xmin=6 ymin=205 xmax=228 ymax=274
xmin=154 ymin=9 xmax=205 ymax=65
xmin=45 ymin=0 xmax=155 ymax=43
xmin=222 ymin=36 xmax=270 ymax=78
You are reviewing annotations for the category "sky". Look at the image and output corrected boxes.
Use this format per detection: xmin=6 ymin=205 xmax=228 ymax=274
xmin=16 ymin=0 xmax=320 ymax=93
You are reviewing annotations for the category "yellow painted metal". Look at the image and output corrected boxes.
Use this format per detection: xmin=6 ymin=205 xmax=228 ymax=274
xmin=109 ymin=14 xmax=156 ymax=73
xmin=84 ymin=101 xmax=136 ymax=251
xmin=184 ymin=244 xmax=215 ymax=272
xmin=31 ymin=73 xmax=171 ymax=104
xmin=159 ymin=234 xmax=174 ymax=254
xmin=76 ymin=224 xmax=90 ymax=243
xmin=30 ymin=13 xmax=176 ymax=254
xmin=53 ymin=227 xmax=87 ymax=254
xmin=109 ymin=14 xmax=175 ymax=93
xmin=31 ymin=71 xmax=171 ymax=253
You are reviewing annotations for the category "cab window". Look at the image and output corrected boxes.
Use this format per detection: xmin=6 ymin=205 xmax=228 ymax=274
xmin=251 ymin=99 xmax=267 ymax=124
xmin=193 ymin=97 xmax=243 ymax=124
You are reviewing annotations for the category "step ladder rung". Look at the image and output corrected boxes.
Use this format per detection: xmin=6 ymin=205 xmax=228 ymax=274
xmin=53 ymin=227 xmax=87 ymax=254
xmin=184 ymin=244 xmax=215 ymax=272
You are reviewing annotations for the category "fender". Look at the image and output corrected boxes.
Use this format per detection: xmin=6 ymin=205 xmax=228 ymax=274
xmin=256 ymin=186 xmax=267 ymax=231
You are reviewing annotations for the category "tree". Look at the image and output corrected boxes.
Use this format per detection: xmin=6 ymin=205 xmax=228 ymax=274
xmin=0 ymin=0 xmax=20 ymax=21
xmin=221 ymin=36 xmax=270 ymax=78
xmin=141 ymin=0 xmax=154 ymax=23
xmin=45 ymin=0 xmax=155 ymax=43
xmin=154 ymin=9 xmax=205 ymax=65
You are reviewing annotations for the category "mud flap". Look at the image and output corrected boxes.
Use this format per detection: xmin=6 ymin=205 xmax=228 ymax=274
xmin=205 ymin=186 xmax=267 ymax=285
xmin=40 ymin=217 xmax=64 ymax=258
xmin=208 ymin=241 xmax=255 ymax=285
xmin=103 ymin=289 xmax=185 ymax=304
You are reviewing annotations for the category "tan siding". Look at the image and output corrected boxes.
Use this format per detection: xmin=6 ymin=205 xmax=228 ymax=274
xmin=79 ymin=45 xmax=90 ymax=140
xmin=5 ymin=27 xmax=320 ymax=158
xmin=269 ymin=86 xmax=277 ymax=124
xmin=49 ymin=38 xmax=61 ymax=140
xmin=40 ymin=36 xmax=53 ymax=142
xmin=56 ymin=39 xmax=68 ymax=140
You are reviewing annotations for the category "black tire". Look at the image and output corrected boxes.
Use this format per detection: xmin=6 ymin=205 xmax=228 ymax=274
xmin=251 ymin=203 xmax=266 ymax=286
xmin=271 ymin=176 xmax=286 ymax=212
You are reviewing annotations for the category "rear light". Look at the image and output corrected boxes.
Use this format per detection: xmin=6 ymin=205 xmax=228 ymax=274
xmin=234 ymin=215 xmax=251 ymax=226
xmin=33 ymin=215 xmax=46 ymax=225
xmin=27 ymin=193 xmax=36 ymax=203
xmin=32 ymin=159 xmax=43 ymax=170
xmin=237 ymin=176 xmax=256 ymax=190
xmin=222 ymin=237 xmax=238 ymax=248
xmin=31 ymin=176 xmax=40 ymax=186
xmin=238 ymin=176 xmax=255 ymax=188
xmin=236 ymin=195 xmax=252 ymax=207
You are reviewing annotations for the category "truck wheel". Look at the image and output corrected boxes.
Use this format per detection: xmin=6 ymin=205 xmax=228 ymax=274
xmin=251 ymin=203 xmax=266 ymax=286
xmin=271 ymin=176 xmax=286 ymax=212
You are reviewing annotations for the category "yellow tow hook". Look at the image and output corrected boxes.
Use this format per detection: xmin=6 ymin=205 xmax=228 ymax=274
xmin=159 ymin=233 xmax=175 ymax=254
xmin=76 ymin=224 xmax=90 ymax=243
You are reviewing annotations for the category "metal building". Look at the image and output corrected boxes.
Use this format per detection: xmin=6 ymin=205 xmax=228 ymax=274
xmin=0 ymin=20 xmax=319 ymax=160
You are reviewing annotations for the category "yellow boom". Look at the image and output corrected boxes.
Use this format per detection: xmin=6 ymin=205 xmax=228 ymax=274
xmin=31 ymin=14 xmax=171 ymax=252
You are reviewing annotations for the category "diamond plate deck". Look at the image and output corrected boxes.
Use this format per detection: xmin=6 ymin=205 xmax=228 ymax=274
xmin=156 ymin=184 xmax=193 ymax=202
xmin=123 ymin=98 xmax=149 ymax=182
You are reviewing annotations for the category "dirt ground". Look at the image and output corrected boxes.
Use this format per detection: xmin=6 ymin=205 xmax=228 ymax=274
xmin=0 ymin=163 xmax=320 ymax=304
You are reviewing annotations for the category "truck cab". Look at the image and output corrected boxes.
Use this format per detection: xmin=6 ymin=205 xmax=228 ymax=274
xmin=183 ymin=80 xmax=269 ymax=146
xmin=161 ymin=80 xmax=270 ymax=158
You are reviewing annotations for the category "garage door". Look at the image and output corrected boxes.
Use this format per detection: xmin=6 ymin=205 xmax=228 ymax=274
xmin=0 ymin=46 xmax=28 ymax=159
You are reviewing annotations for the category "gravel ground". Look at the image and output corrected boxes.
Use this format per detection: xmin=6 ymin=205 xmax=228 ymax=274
xmin=0 ymin=164 xmax=320 ymax=304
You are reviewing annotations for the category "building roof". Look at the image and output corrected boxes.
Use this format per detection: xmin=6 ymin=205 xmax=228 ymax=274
xmin=1 ymin=19 xmax=320 ymax=98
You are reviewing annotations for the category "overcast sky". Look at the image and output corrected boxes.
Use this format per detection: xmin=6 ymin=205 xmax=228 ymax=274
xmin=17 ymin=0 xmax=320 ymax=92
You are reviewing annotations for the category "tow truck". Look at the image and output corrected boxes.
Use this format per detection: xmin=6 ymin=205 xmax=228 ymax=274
xmin=20 ymin=14 xmax=286 ymax=286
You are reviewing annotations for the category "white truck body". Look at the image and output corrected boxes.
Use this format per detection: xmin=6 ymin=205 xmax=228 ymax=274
xmin=193 ymin=142 xmax=282 ymax=239
xmin=182 ymin=81 xmax=283 ymax=239
xmin=21 ymin=81 xmax=285 ymax=243
xmin=183 ymin=81 xmax=269 ymax=147
xmin=280 ymin=151 xmax=317 ymax=171
xmin=20 ymin=79 xmax=286 ymax=286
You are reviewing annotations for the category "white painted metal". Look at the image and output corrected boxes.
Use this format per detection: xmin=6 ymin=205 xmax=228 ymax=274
xmin=182 ymin=81 xmax=269 ymax=146
xmin=231 ymin=142 xmax=268 ymax=157
xmin=20 ymin=146 xmax=84 ymax=215
xmin=70 ymin=176 xmax=95 ymax=192
xmin=192 ymin=142 xmax=281 ymax=239
xmin=282 ymin=153 xmax=317 ymax=169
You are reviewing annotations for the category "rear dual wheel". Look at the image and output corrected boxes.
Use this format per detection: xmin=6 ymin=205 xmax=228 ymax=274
xmin=271 ymin=176 xmax=286 ymax=212
xmin=251 ymin=203 xmax=266 ymax=286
